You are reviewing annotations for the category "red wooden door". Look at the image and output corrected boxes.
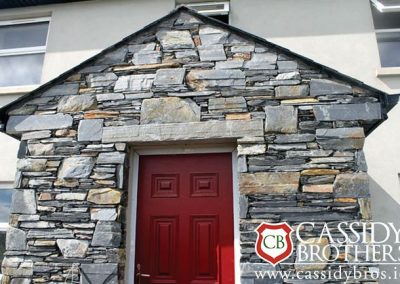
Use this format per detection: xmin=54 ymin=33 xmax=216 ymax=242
xmin=135 ymin=153 xmax=234 ymax=284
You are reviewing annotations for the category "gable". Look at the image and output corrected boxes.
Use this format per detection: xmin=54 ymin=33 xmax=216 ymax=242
xmin=0 ymin=6 xmax=390 ymax=137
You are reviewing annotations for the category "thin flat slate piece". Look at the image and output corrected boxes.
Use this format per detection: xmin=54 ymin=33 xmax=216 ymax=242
xmin=102 ymin=120 xmax=264 ymax=143
xmin=313 ymin=103 xmax=381 ymax=121
xmin=7 ymin=114 xmax=73 ymax=135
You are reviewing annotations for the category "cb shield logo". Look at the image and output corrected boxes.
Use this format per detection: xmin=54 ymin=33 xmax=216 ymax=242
xmin=255 ymin=222 xmax=294 ymax=266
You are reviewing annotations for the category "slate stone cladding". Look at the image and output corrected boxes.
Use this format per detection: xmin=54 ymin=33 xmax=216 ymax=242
xmin=0 ymin=7 xmax=385 ymax=284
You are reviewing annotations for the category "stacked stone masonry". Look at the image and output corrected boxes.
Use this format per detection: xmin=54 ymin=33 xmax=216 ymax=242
xmin=1 ymin=9 xmax=384 ymax=284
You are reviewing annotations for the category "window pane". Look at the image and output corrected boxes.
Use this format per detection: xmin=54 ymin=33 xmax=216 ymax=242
xmin=377 ymin=32 xmax=400 ymax=67
xmin=0 ymin=189 xmax=14 ymax=223
xmin=0 ymin=53 xmax=44 ymax=87
xmin=0 ymin=22 xmax=48 ymax=50
xmin=371 ymin=7 xmax=400 ymax=29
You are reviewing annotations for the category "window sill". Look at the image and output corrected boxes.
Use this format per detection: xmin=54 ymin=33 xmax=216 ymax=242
xmin=376 ymin=67 xmax=400 ymax=77
xmin=0 ymin=85 xmax=39 ymax=95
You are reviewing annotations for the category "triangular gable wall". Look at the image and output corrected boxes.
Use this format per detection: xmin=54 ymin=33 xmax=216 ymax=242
xmin=0 ymin=6 xmax=392 ymax=136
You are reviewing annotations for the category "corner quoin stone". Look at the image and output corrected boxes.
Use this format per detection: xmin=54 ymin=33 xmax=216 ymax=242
xmin=333 ymin=173 xmax=370 ymax=198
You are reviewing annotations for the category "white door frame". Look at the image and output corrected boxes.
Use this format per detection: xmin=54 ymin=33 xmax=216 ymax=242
xmin=125 ymin=144 xmax=241 ymax=284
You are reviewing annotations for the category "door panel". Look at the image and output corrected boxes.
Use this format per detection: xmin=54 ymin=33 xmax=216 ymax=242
xmin=135 ymin=153 xmax=234 ymax=284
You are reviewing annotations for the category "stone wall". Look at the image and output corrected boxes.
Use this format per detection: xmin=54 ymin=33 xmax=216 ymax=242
xmin=0 ymin=8 xmax=384 ymax=284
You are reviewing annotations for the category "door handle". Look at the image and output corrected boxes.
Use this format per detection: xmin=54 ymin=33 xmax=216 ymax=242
xmin=136 ymin=264 xmax=151 ymax=284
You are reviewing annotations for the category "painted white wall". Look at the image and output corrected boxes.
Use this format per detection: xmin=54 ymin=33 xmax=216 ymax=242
xmin=0 ymin=133 xmax=19 ymax=185
xmin=0 ymin=0 xmax=175 ymax=182
xmin=230 ymin=0 xmax=400 ymax=94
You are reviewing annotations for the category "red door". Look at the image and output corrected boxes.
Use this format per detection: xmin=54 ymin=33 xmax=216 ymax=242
xmin=135 ymin=153 xmax=235 ymax=284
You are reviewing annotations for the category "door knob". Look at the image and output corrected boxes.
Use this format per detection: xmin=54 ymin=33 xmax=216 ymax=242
xmin=136 ymin=264 xmax=150 ymax=284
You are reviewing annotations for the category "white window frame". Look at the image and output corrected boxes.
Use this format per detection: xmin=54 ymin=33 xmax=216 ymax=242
xmin=0 ymin=16 xmax=50 ymax=90
xmin=371 ymin=0 xmax=400 ymax=13
xmin=185 ymin=1 xmax=230 ymax=16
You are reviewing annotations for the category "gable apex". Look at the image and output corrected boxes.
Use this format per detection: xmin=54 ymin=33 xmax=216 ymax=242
xmin=0 ymin=5 xmax=395 ymax=135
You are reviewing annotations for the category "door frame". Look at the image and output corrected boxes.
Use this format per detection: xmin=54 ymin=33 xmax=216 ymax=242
xmin=125 ymin=144 xmax=241 ymax=284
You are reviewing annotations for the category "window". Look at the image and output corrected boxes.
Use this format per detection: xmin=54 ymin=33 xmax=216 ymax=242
xmin=0 ymin=188 xmax=14 ymax=266
xmin=182 ymin=2 xmax=230 ymax=24
xmin=0 ymin=18 xmax=49 ymax=88
xmin=371 ymin=1 xmax=400 ymax=67
xmin=371 ymin=0 xmax=400 ymax=12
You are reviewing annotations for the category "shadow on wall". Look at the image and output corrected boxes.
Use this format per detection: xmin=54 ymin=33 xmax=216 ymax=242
xmin=369 ymin=176 xmax=400 ymax=284
xmin=378 ymin=77 xmax=400 ymax=93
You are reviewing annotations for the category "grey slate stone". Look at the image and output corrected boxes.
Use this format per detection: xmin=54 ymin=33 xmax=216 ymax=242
xmin=275 ymin=85 xmax=309 ymax=97
xmin=21 ymin=130 xmax=51 ymax=140
xmin=215 ymin=60 xmax=244 ymax=69
xmin=91 ymin=221 xmax=121 ymax=247
xmin=27 ymin=143 xmax=54 ymax=156
xmin=102 ymin=120 xmax=264 ymax=143
xmin=276 ymin=71 xmax=300 ymax=80
xmin=95 ymin=46 xmax=127 ymax=64
xmin=17 ymin=159 xmax=47 ymax=172
xmin=156 ymin=30 xmax=195 ymax=50
xmin=333 ymin=173 xmax=369 ymax=198
xmin=27 ymin=229 xmax=74 ymax=239
xmin=198 ymin=44 xmax=226 ymax=61
xmin=78 ymin=119 xmax=104 ymax=142
xmin=97 ymin=152 xmax=126 ymax=164
xmin=316 ymin=128 xmax=365 ymax=150
xmin=56 ymin=239 xmax=89 ymax=258
xmin=87 ymin=73 xmax=118 ymax=87
xmin=41 ymin=83 xmax=79 ymax=97
xmin=239 ymin=195 xmax=248 ymax=218
xmin=114 ymin=74 xmax=155 ymax=92
xmin=10 ymin=279 xmax=31 ymax=284
xmin=6 ymin=227 xmax=27 ymax=250
xmin=154 ymin=68 xmax=186 ymax=86
xmin=186 ymin=69 xmax=245 ymax=81
xmin=128 ymin=42 xmax=155 ymax=53
xmin=96 ymin=93 xmax=124 ymax=102
xmin=356 ymin=150 xmax=368 ymax=172
xmin=209 ymin=97 xmax=247 ymax=113
xmin=7 ymin=114 xmax=73 ymax=135
xmin=265 ymin=105 xmax=298 ymax=133
xmin=310 ymin=79 xmax=353 ymax=95
xmin=231 ymin=45 xmax=255 ymax=53
xmin=10 ymin=190 xmax=36 ymax=214
xmin=278 ymin=60 xmax=298 ymax=71
xmin=274 ymin=134 xmax=315 ymax=143
xmin=199 ymin=26 xmax=229 ymax=45
xmin=313 ymin=103 xmax=382 ymax=121
xmin=58 ymin=94 xmax=97 ymax=113
xmin=175 ymin=49 xmax=198 ymax=60
xmin=140 ymin=97 xmax=200 ymax=124
xmin=90 ymin=208 xmax=117 ymax=221
xmin=58 ymin=157 xmax=95 ymax=179
xmin=80 ymin=263 xmax=118 ymax=284
xmin=244 ymin=53 xmax=277 ymax=69
xmin=133 ymin=50 xmax=161 ymax=65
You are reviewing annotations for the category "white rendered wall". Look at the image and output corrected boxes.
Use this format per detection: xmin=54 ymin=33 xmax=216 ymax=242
xmin=230 ymin=0 xmax=400 ymax=94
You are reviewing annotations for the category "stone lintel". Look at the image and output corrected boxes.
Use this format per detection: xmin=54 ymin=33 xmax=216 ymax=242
xmin=102 ymin=119 xmax=264 ymax=143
